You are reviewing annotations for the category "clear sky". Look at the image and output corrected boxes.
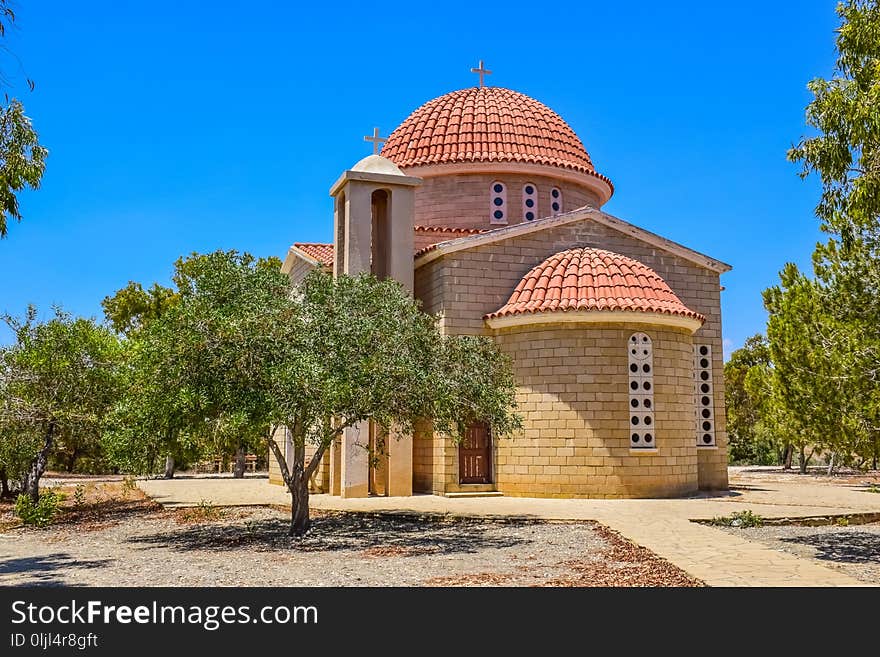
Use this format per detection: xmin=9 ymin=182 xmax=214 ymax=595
xmin=0 ymin=1 xmax=840 ymax=356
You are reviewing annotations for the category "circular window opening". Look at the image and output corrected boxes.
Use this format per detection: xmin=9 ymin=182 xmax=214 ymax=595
xmin=525 ymin=212 xmax=535 ymax=221
xmin=630 ymin=381 xmax=639 ymax=391
xmin=551 ymin=189 xmax=560 ymax=198
xmin=703 ymin=434 xmax=713 ymax=444
xmin=700 ymin=371 xmax=710 ymax=381
xmin=552 ymin=202 xmax=560 ymax=212
xmin=643 ymin=381 xmax=651 ymax=391
xmin=631 ymin=416 xmax=640 ymax=426
xmin=701 ymin=408 xmax=711 ymax=418
xmin=631 ymin=398 xmax=639 ymax=408
xmin=700 ymin=358 xmax=709 ymax=368
xmin=525 ymin=199 xmax=534 ymax=208
xmin=493 ymin=210 xmax=504 ymax=220
xmin=644 ymin=416 xmax=652 ymax=426
xmin=644 ymin=433 xmax=653 ymax=443
xmin=702 ymin=421 xmax=712 ymax=431
xmin=699 ymin=346 xmax=709 ymax=356
xmin=701 ymin=396 xmax=711 ymax=406
xmin=700 ymin=383 xmax=710 ymax=394
xmin=525 ymin=185 xmax=534 ymax=195
xmin=493 ymin=184 xmax=503 ymax=193
xmin=630 ymin=363 xmax=638 ymax=373
xmin=642 ymin=364 xmax=651 ymax=373
xmin=493 ymin=197 xmax=503 ymax=206
xmin=631 ymin=433 xmax=640 ymax=442
xmin=644 ymin=399 xmax=652 ymax=409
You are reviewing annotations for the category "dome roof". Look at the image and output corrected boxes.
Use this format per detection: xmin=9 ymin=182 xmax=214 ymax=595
xmin=350 ymin=154 xmax=407 ymax=176
xmin=380 ymin=87 xmax=611 ymax=185
xmin=485 ymin=247 xmax=704 ymax=324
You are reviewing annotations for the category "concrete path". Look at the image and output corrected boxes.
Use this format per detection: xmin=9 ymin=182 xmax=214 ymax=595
xmin=138 ymin=472 xmax=880 ymax=587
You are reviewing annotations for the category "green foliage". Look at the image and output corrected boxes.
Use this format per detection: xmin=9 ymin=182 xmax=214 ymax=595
xmin=0 ymin=307 xmax=123 ymax=498
xmin=709 ymin=510 xmax=764 ymax=528
xmin=101 ymin=281 xmax=178 ymax=336
xmin=0 ymin=99 xmax=47 ymax=238
xmin=14 ymin=490 xmax=61 ymax=527
xmin=181 ymin=499 xmax=223 ymax=522
xmin=72 ymin=484 xmax=86 ymax=507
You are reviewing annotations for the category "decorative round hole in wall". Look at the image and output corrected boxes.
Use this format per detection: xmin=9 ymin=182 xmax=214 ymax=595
xmin=525 ymin=212 xmax=535 ymax=221
xmin=702 ymin=421 xmax=712 ymax=431
xmin=643 ymin=381 xmax=651 ymax=391
xmin=644 ymin=399 xmax=652 ymax=408
xmin=700 ymin=383 xmax=710 ymax=393
xmin=644 ymin=416 xmax=652 ymax=425
xmin=703 ymin=434 xmax=713 ymax=444
xmin=644 ymin=433 xmax=653 ymax=443
xmin=630 ymin=363 xmax=638 ymax=373
xmin=699 ymin=346 xmax=709 ymax=356
xmin=525 ymin=198 xmax=534 ymax=208
xmin=525 ymin=185 xmax=534 ymax=195
xmin=551 ymin=189 xmax=559 ymax=198
xmin=643 ymin=364 xmax=651 ymax=373
xmin=631 ymin=416 xmax=640 ymax=425
xmin=700 ymin=371 xmax=710 ymax=381
xmin=702 ymin=408 xmax=711 ymax=418
xmin=494 ymin=183 xmax=503 ymax=193
xmin=552 ymin=202 xmax=560 ymax=212
xmin=493 ymin=210 xmax=504 ymax=220
xmin=630 ymin=381 xmax=639 ymax=391
xmin=631 ymin=398 xmax=639 ymax=408
xmin=700 ymin=358 xmax=709 ymax=368
xmin=632 ymin=433 xmax=640 ymax=442
xmin=493 ymin=197 xmax=503 ymax=206
xmin=701 ymin=395 xmax=710 ymax=405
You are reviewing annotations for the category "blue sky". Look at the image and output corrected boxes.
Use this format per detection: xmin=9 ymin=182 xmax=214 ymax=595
xmin=0 ymin=1 xmax=839 ymax=356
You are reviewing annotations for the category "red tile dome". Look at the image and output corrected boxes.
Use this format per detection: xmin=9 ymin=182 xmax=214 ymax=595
xmin=485 ymin=247 xmax=704 ymax=323
xmin=381 ymin=87 xmax=612 ymax=187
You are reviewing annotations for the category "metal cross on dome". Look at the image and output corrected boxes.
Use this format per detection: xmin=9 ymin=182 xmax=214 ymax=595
xmin=470 ymin=60 xmax=492 ymax=88
xmin=364 ymin=127 xmax=387 ymax=154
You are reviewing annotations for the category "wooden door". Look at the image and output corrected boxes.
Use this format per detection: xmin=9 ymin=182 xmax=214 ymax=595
xmin=459 ymin=422 xmax=492 ymax=484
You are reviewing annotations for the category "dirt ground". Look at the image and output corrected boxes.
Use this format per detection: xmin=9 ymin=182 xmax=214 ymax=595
xmin=0 ymin=480 xmax=700 ymax=587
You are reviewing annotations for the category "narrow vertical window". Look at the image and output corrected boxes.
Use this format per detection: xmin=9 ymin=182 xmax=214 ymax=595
xmin=695 ymin=344 xmax=716 ymax=447
xmin=522 ymin=183 xmax=538 ymax=221
xmin=490 ymin=181 xmax=507 ymax=224
xmin=550 ymin=187 xmax=563 ymax=216
xmin=629 ymin=333 xmax=655 ymax=449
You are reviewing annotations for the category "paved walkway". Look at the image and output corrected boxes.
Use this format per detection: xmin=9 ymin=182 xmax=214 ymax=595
xmin=138 ymin=471 xmax=880 ymax=587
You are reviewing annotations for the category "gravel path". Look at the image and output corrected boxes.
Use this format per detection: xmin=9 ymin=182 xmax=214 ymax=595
xmin=0 ymin=484 xmax=698 ymax=587
xmin=716 ymin=522 xmax=880 ymax=585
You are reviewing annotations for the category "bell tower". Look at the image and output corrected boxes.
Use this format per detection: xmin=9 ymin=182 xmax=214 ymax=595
xmin=329 ymin=152 xmax=421 ymax=293
xmin=327 ymin=148 xmax=422 ymax=498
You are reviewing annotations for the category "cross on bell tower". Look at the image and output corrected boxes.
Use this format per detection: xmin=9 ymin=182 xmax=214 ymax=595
xmin=470 ymin=60 xmax=492 ymax=88
xmin=363 ymin=127 xmax=387 ymax=154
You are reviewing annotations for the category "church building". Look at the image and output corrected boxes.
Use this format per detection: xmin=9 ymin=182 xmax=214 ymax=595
xmin=269 ymin=63 xmax=731 ymax=499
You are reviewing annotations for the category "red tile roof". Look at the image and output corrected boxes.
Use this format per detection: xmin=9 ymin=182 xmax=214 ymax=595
xmin=380 ymin=87 xmax=612 ymax=187
xmin=293 ymin=243 xmax=334 ymax=267
xmin=485 ymin=247 xmax=705 ymax=322
xmin=414 ymin=225 xmax=487 ymax=235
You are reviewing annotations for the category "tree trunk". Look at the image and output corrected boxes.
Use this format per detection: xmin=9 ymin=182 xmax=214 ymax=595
xmin=798 ymin=445 xmax=808 ymax=475
xmin=0 ymin=468 xmax=9 ymax=499
xmin=826 ymin=452 xmax=835 ymax=476
xmin=163 ymin=455 xmax=175 ymax=479
xmin=66 ymin=446 xmax=79 ymax=473
xmin=24 ymin=422 xmax=56 ymax=503
xmin=290 ymin=474 xmax=310 ymax=537
xmin=782 ymin=444 xmax=793 ymax=470
xmin=872 ymin=437 xmax=878 ymax=471
xmin=233 ymin=445 xmax=246 ymax=479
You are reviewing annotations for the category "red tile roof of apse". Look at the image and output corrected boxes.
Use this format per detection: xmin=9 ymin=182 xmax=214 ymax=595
xmin=485 ymin=247 xmax=705 ymax=322
xmin=380 ymin=87 xmax=612 ymax=186
xmin=293 ymin=243 xmax=334 ymax=267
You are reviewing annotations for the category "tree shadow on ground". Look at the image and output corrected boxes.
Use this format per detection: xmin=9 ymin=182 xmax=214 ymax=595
xmin=782 ymin=531 xmax=880 ymax=564
xmin=0 ymin=553 xmax=112 ymax=586
xmin=127 ymin=513 xmax=535 ymax=555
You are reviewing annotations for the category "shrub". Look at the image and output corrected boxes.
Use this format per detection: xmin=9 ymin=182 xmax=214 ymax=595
xmin=73 ymin=484 xmax=86 ymax=507
xmin=709 ymin=509 xmax=764 ymax=528
xmin=14 ymin=490 xmax=62 ymax=527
